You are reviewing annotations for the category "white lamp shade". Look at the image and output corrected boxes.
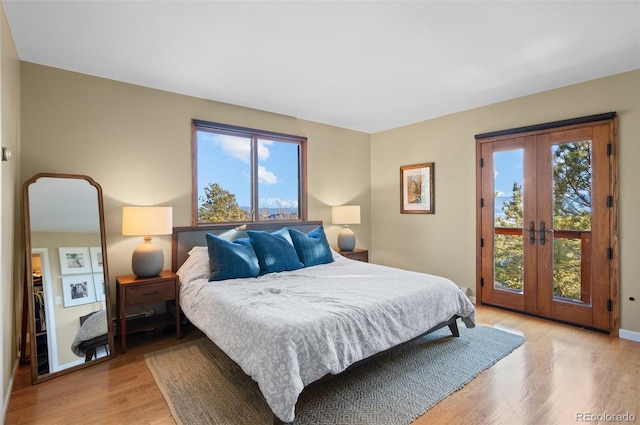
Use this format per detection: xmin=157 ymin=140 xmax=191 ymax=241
xmin=331 ymin=205 xmax=361 ymax=225
xmin=122 ymin=206 xmax=173 ymax=236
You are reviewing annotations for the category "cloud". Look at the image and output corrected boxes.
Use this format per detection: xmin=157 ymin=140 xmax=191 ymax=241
xmin=208 ymin=135 xmax=273 ymax=164
xmin=205 ymin=133 xmax=279 ymax=184
xmin=257 ymin=140 xmax=273 ymax=161
xmin=207 ymin=134 xmax=251 ymax=163
xmin=258 ymin=165 xmax=278 ymax=184
xmin=260 ymin=197 xmax=298 ymax=208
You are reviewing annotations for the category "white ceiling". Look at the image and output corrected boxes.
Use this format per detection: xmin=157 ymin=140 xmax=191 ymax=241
xmin=28 ymin=177 xmax=100 ymax=233
xmin=4 ymin=1 xmax=639 ymax=133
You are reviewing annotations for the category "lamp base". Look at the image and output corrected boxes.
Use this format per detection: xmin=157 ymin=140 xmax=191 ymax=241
xmin=132 ymin=239 xmax=164 ymax=278
xmin=337 ymin=227 xmax=356 ymax=251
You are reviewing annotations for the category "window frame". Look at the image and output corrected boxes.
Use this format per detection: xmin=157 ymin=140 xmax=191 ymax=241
xmin=191 ymin=119 xmax=308 ymax=226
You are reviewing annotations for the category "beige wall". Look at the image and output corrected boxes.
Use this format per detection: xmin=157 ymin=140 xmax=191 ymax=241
xmin=19 ymin=62 xmax=372 ymax=315
xmin=1 ymin=1 xmax=21 ymax=418
xmin=371 ymin=70 xmax=640 ymax=333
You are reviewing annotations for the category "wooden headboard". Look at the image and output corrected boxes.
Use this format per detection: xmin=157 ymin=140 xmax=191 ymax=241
xmin=171 ymin=220 xmax=323 ymax=272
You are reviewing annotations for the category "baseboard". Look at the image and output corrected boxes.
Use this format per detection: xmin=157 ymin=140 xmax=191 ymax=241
xmin=2 ymin=359 xmax=18 ymax=424
xmin=619 ymin=328 xmax=640 ymax=342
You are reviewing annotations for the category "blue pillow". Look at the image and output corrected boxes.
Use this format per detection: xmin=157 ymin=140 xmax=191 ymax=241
xmin=289 ymin=225 xmax=334 ymax=267
xmin=247 ymin=229 xmax=303 ymax=274
xmin=205 ymin=234 xmax=260 ymax=281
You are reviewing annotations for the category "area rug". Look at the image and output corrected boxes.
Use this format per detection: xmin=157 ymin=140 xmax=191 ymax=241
xmin=145 ymin=324 xmax=524 ymax=425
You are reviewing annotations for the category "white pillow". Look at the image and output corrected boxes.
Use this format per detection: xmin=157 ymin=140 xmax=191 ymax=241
xmin=176 ymin=246 xmax=209 ymax=284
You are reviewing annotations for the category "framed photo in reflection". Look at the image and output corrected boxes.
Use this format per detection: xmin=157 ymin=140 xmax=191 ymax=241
xmin=58 ymin=247 xmax=92 ymax=274
xmin=62 ymin=274 xmax=96 ymax=307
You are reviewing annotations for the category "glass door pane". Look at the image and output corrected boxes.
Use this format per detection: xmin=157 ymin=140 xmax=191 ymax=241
xmin=493 ymin=148 xmax=525 ymax=293
xmin=551 ymin=140 xmax=593 ymax=304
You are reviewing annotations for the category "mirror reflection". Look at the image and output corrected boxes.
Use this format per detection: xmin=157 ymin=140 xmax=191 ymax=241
xmin=24 ymin=173 xmax=114 ymax=382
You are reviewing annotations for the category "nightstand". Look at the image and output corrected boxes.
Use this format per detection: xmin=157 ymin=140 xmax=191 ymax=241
xmin=116 ymin=270 xmax=181 ymax=353
xmin=338 ymin=248 xmax=369 ymax=262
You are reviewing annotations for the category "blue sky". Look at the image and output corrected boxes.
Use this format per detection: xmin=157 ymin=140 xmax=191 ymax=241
xmin=493 ymin=148 xmax=524 ymax=217
xmin=197 ymin=131 xmax=299 ymax=210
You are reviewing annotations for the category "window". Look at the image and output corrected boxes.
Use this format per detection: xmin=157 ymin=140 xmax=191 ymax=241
xmin=192 ymin=120 xmax=307 ymax=225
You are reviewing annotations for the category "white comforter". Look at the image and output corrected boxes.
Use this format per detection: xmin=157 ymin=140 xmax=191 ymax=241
xmin=178 ymin=252 xmax=476 ymax=423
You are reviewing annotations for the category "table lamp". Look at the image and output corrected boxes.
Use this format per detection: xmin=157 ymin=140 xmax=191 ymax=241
xmin=332 ymin=205 xmax=361 ymax=251
xmin=122 ymin=206 xmax=173 ymax=278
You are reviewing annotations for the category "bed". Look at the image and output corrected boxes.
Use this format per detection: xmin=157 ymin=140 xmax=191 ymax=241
xmin=172 ymin=221 xmax=476 ymax=424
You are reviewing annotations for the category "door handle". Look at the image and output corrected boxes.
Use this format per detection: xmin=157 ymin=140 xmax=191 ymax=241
xmin=539 ymin=221 xmax=546 ymax=245
xmin=529 ymin=221 xmax=535 ymax=245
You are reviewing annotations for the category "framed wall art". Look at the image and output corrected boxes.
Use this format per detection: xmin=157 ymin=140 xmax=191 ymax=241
xmin=89 ymin=246 xmax=103 ymax=273
xmin=93 ymin=273 xmax=105 ymax=302
xmin=400 ymin=162 xmax=435 ymax=214
xmin=58 ymin=247 xmax=92 ymax=274
xmin=61 ymin=274 xmax=97 ymax=307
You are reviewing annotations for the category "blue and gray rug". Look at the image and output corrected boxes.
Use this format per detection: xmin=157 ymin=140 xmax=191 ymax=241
xmin=145 ymin=324 xmax=525 ymax=425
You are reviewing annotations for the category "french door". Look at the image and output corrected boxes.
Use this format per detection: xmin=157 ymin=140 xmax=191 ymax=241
xmin=477 ymin=116 xmax=618 ymax=332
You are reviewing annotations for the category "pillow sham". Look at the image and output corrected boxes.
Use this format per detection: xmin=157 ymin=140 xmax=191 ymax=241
xmin=247 ymin=229 xmax=303 ymax=274
xmin=176 ymin=246 xmax=210 ymax=284
xmin=288 ymin=225 xmax=334 ymax=267
xmin=205 ymin=233 xmax=260 ymax=281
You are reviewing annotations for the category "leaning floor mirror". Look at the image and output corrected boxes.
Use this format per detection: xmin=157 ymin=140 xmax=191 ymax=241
xmin=23 ymin=173 xmax=115 ymax=383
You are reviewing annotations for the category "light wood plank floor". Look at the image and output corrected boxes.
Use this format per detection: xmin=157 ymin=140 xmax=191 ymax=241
xmin=6 ymin=305 xmax=640 ymax=425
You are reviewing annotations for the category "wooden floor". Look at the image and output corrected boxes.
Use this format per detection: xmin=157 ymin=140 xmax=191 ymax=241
xmin=6 ymin=305 xmax=640 ymax=425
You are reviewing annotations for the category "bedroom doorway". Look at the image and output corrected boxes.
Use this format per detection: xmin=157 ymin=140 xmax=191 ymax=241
xmin=476 ymin=114 xmax=618 ymax=333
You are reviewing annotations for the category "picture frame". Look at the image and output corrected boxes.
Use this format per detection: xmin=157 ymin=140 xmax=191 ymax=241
xmin=62 ymin=274 xmax=97 ymax=307
xmin=58 ymin=247 xmax=92 ymax=274
xmin=89 ymin=246 xmax=103 ymax=273
xmin=400 ymin=162 xmax=435 ymax=214
xmin=93 ymin=273 xmax=105 ymax=302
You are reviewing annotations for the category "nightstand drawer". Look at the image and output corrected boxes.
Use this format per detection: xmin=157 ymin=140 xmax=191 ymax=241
xmin=338 ymin=249 xmax=369 ymax=262
xmin=126 ymin=281 xmax=175 ymax=304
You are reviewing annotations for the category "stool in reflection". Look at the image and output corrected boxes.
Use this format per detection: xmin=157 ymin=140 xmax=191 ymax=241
xmin=74 ymin=311 xmax=110 ymax=362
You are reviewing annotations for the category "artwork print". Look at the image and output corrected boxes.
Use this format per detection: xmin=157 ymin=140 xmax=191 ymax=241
xmin=94 ymin=273 xmax=105 ymax=302
xmin=90 ymin=247 xmax=103 ymax=273
xmin=400 ymin=163 xmax=435 ymax=214
xmin=407 ymin=174 xmax=425 ymax=204
xmin=62 ymin=274 xmax=97 ymax=307
xmin=58 ymin=247 xmax=92 ymax=274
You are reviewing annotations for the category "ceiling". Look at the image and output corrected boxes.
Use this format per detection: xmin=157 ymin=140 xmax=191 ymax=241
xmin=4 ymin=1 xmax=639 ymax=133
xmin=28 ymin=177 xmax=100 ymax=233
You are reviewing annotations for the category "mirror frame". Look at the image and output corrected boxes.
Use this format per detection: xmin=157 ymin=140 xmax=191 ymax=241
xmin=23 ymin=173 xmax=115 ymax=383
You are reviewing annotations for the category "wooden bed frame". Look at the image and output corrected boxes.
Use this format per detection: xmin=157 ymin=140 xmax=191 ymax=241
xmin=171 ymin=221 xmax=461 ymax=425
